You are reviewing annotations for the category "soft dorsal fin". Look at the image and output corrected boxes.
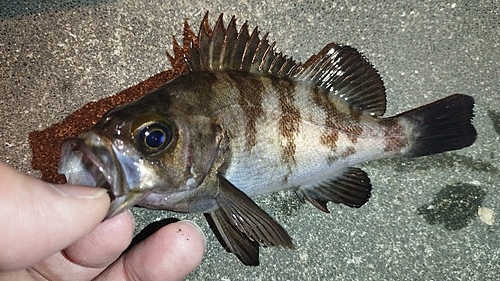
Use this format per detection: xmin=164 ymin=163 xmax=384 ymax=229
xmin=293 ymin=43 xmax=386 ymax=116
xmin=187 ymin=12 xmax=386 ymax=116
xmin=187 ymin=12 xmax=300 ymax=77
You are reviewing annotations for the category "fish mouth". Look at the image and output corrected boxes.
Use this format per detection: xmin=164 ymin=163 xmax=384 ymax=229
xmin=59 ymin=138 xmax=114 ymax=190
xmin=58 ymin=134 xmax=146 ymax=218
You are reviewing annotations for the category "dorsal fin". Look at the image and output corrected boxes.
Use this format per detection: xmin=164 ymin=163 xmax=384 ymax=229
xmin=186 ymin=12 xmax=386 ymax=116
xmin=293 ymin=43 xmax=386 ymax=116
xmin=186 ymin=12 xmax=300 ymax=77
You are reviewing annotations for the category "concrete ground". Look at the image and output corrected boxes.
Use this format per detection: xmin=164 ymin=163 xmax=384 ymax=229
xmin=1 ymin=0 xmax=499 ymax=280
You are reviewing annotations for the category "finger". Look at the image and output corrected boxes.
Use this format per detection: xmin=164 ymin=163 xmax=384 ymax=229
xmin=0 ymin=162 xmax=110 ymax=271
xmin=30 ymin=211 xmax=135 ymax=281
xmin=65 ymin=210 xmax=135 ymax=268
xmin=95 ymin=220 xmax=206 ymax=281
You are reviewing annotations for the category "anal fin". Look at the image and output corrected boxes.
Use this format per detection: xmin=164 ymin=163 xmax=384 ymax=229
xmin=205 ymin=174 xmax=294 ymax=265
xmin=295 ymin=167 xmax=372 ymax=212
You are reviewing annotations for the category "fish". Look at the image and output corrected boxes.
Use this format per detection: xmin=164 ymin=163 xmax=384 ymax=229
xmin=58 ymin=12 xmax=477 ymax=265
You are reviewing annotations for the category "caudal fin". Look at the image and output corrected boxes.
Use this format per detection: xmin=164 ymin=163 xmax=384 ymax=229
xmin=398 ymin=94 xmax=477 ymax=157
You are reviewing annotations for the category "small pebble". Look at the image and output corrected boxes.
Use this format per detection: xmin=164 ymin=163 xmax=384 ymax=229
xmin=478 ymin=207 xmax=495 ymax=225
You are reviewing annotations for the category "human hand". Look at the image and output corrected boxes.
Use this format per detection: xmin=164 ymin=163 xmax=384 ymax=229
xmin=0 ymin=161 xmax=205 ymax=280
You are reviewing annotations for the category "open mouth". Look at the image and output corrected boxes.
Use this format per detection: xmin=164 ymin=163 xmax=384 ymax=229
xmin=58 ymin=137 xmax=116 ymax=201
xmin=58 ymin=135 xmax=148 ymax=218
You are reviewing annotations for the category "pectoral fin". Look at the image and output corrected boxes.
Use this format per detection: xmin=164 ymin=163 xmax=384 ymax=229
xmin=295 ymin=167 xmax=372 ymax=212
xmin=204 ymin=174 xmax=294 ymax=265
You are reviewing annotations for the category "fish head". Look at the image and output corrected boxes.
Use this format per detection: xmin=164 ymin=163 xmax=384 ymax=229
xmin=58 ymin=89 xmax=224 ymax=218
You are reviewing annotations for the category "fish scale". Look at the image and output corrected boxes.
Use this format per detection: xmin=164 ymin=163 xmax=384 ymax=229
xmin=58 ymin=12 xmax=477 ymax=266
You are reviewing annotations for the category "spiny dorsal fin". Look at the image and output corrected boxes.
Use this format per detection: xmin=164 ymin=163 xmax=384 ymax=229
xmin=186 ymin=12 xmax=300 ymax=76
xmin=292 ymin=43 xmax=387 ymax=116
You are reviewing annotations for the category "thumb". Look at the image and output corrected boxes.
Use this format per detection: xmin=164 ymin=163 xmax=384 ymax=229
xmin=0 ymin=162 xmax=110 ymax=271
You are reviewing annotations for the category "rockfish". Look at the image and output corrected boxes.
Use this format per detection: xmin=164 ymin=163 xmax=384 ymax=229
xmin=58 ymin=12 xmax=477 ymax=265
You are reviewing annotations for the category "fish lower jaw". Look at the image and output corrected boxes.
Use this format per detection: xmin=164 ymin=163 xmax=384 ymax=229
xmin=133 ymin=189 xmax=218 ymax=214
xmin=106 ymin=192 xmax=147 ymax=219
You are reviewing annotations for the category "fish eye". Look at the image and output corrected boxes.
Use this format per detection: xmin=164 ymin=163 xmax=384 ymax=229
xmin=135 ymin=121 xmax=173 ymax=154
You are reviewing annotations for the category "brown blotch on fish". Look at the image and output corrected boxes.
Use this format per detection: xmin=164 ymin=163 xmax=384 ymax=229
xmin=273 ymin=78 xmax=301 ymax=163
xmin=341 ymin=146 xmax=356 ymax=158
xmin=228 ymin=72 xmax=265 ymax=151
xmin=320 ymin=130 xmax=340 ymax=151
xmin=326 ymin=154 xmax=340 ymax=165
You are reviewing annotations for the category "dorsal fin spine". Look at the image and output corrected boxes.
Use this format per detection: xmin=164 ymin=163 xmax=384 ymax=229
xmin=249 ymin=33 xmax=269 ymax=73
xmin=188 ymin=41 xmax=198 ymax=71
xmin=210 ymin=14 xmax=226 ymax=70
xmin=230 ymin=21 xmax=249 ymax=69
xmin=260 ymin=41 xmax=276 ymax=73
xmin=241 ymin=27 xmax=260 ymax=71
xmin=269 ymin=53 xmax=283 ymax=75
xmin=199 ymin=26 xmax=211 ymax=70
xmin=223 ymin=16 xmax=238 ymax=69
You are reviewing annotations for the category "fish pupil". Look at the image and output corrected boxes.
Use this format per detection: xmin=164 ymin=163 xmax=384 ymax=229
xmin=145 ymin=130 xmax=166 ymax=148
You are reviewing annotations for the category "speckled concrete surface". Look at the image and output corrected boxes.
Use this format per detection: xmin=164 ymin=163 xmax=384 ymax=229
xmin=1 ymin=1 xmax=499 ymax=280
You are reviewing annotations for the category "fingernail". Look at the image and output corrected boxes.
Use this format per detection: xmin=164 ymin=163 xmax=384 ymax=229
xmin=179 ymin=220 xmax=206 ymax=245
xmin=49 ymin=184 xmax=109 ymax=199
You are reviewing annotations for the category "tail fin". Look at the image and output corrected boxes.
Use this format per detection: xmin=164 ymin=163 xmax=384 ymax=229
xmin=398 ymin=94 xmax=477 ymax=157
